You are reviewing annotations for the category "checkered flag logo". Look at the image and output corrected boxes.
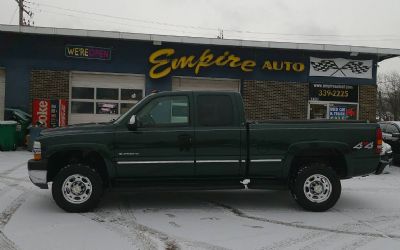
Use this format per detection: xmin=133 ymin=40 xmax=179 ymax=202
xmin=311 ymin=60 xmax=339 ymax=72
xmin=341 ymin=61 xmax=370 ymax=74
xmin=310 ymin=57 xmax=372 ymax=78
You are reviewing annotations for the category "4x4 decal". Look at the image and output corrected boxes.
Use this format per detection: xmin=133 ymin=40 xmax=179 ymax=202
xmin=353 ymin=141 xmax=374 ymax=150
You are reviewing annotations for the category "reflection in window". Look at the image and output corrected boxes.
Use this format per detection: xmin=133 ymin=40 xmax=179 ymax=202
xmin=121 ymin=103 xmax=135 ymax=114
xmin=137 ymin=96 xmax=189 ymax=126
xmin=71 ymin=102 xmax=94 ymax=114
xmin=72 ymin=87 xmax=94 ymax=99
xmin=121 ymin=89 xmax=143 ymax=101
xmin=96 ymin=102 xmax=119 ymax=114
xmin=96 ymin=88 xmax=118 ymax=100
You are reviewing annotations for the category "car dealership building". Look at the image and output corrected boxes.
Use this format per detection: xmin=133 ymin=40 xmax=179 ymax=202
xmin=0 ymin=24 xmax=399 ymax=125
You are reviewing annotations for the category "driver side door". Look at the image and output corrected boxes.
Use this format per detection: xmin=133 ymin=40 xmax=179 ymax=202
xmin=114 ymin=93 xmax=195 ymax=178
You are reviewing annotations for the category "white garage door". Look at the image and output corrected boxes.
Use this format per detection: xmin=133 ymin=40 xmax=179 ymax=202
xmin=172 ymin=77 xmax=240 ymax=92
xmin=70 ymin=72 xmax=145 ymax=124
xmin=0 ymin=69 xmax=5 ymax=120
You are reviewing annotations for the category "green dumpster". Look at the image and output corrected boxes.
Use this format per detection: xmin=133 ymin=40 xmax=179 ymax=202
xmin=5 ymin=108 xmax=32 ymax=146
xmin=0 ymin=121 xmax=17 ymax=151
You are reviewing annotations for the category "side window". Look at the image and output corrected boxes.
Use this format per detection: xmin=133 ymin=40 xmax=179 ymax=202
xmin=196 ymin=95 xmax=234 ymax=127
xmin=386 ymin=124 xmax=399 ymax=134
xmin=137 ymin=96 xmax=189 ymax=127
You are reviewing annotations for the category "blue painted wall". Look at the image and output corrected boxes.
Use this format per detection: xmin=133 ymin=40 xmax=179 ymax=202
xmin=0 ymin=31 xmax=378 ymax=112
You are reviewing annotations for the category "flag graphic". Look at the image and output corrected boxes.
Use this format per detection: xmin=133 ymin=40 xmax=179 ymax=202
xmin=309 ymin=57 xmax=372 ymax=79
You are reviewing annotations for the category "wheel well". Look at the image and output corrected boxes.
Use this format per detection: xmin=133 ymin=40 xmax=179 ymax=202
xmin=289 ymin=149 xmax=348 ymax=180
xmin=47 ymin=150 xmax=109 ymax=187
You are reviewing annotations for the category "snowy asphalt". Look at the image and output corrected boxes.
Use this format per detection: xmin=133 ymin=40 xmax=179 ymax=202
xmin=1 ymin=151 xmax=400 ymax=250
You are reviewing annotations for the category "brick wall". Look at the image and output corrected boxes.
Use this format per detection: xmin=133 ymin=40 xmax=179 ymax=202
xmin=242 ymin=80 xmax=309 ymax=120
xmin=359 ymin=85 xmax=377 ymax=122
xmin=29 ymin=70 xmax=70 ymax=117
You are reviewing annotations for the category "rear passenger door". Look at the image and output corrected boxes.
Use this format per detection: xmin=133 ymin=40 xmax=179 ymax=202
xmin=194 ymin=93 xmax=243 ymax=177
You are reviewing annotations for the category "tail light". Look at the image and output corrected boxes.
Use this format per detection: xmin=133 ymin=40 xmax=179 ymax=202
xmin=376 ymin=127 xmax=382 ymax=155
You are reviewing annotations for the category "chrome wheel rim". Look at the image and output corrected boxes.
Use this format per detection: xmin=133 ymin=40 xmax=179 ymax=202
xmin=303 ymin=174 xmax=332 ymax=203
xmin=62 ymin=174 xmax=92 ymax=204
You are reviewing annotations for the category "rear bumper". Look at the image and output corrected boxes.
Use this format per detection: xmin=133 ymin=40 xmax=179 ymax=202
xmin=27 ymin=159 xmax=48 ymax=189
xmin=375 ymin=152 xmax=393 ymax=175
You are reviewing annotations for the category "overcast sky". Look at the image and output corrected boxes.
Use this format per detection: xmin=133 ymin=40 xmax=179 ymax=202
xmin=1 ymin=0 xmax=399 ymax=74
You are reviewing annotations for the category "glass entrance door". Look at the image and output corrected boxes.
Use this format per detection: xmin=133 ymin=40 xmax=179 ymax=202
xmin=309 ymin=103 xmax=328 ymax=119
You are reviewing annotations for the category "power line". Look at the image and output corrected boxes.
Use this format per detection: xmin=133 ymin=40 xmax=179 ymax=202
xmin=30 ymin=1 xmax=400 ymax=40
xmin=30 ymin=2 xmax=218 ymax=32
xmin=9 ymin=7 xmax=18 ymax=24
xmin=31 ymin=7 xmax=400 ymax=45
xmin=32 ymin=7 xmax=217 ymax=37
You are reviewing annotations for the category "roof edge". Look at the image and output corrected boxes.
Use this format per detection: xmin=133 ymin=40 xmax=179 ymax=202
xmin=1 ymin=24 xmax=400 ymax=58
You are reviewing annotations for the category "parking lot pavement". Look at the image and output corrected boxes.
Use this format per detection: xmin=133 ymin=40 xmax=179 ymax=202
xmin=1 ymin=151 xmax=400 ymax=250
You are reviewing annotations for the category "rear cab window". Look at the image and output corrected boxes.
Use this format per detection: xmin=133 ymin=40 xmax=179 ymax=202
xmin=195 ymin=94 xmax=237 ymax=127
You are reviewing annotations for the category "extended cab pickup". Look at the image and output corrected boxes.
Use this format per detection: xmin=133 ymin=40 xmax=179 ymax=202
xmin=28 ymin=91 xmax=383 ymax=212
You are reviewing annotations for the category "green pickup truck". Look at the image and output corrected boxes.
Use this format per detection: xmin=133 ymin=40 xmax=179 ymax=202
xmin=28 ymin=91 xmax=383 ymax=212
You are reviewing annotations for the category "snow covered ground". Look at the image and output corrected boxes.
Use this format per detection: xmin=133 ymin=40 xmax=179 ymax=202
xmin=1 ymin=151 xmax=400 ymax=250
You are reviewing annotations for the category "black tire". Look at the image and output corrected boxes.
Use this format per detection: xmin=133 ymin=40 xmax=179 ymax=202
xmin=290 ymin=162 xmax=341 ymax=212
xmin=52 ymin=164 xmax=103 ymax=213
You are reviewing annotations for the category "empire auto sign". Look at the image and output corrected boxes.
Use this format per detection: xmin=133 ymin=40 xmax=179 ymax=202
xmin=148 ymin=48 xmax=305 ymax=79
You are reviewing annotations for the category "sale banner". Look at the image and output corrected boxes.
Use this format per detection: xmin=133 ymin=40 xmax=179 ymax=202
xmin=59 ymin=99 xmax=67 ymax=127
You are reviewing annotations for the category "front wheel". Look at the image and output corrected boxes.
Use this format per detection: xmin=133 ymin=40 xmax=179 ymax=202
xmin=52 ymin=165 xmax=103 ymax=213
xmin=290 ymin=162 xmax=341 ymax=212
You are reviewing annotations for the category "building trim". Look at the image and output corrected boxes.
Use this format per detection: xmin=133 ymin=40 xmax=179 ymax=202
xmin=1 ymin=24 xmax=400 ymax=58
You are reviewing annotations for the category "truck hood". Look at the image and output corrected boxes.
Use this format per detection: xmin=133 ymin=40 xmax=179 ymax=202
xmin=39 ymin=122 xmax=115 ymax=138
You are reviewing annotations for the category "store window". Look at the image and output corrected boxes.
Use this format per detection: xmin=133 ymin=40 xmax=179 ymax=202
xmin=71 ymin=87 xmax=142 ymax=116
xmin=308 ymin=83 xmax=359 ymax=120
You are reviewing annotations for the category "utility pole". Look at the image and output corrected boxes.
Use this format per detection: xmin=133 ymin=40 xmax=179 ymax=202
xmin=217 ymin=29 xmax=224 ymax=39
xmin=17 ymin=0 xmax=23 ymax=25
xmin=14 ymin=0 xmax=34 ymax=26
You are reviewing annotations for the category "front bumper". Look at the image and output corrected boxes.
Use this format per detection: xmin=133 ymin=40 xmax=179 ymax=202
xmin=375 ymin=152 xmax=393 ymax=175
xmin=28 ymin=159 xmax=48 ymax=189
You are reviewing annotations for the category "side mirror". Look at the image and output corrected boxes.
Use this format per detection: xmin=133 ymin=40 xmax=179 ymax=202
xmin=127 ymin=115 xmax=137 ymax=130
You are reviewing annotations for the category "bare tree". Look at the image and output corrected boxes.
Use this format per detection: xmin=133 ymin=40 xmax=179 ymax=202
xmin=378 ymin=72 xmax=400 ymax=120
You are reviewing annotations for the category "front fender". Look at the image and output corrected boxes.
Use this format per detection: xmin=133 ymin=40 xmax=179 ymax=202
xmin=45 ymin=143 xmax=116 ymax=178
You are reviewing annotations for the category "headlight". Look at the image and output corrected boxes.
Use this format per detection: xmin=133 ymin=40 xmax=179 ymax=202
xmin=33 ymin=141 xmax=42 ymax=161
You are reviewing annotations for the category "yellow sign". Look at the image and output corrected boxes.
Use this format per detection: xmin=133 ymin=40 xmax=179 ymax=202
xmin=148 ymin=48 xmax=305 ymax=79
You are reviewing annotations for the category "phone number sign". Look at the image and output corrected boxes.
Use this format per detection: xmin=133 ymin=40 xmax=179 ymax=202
xmin=309 ymin=83 xmax=358 ymax=102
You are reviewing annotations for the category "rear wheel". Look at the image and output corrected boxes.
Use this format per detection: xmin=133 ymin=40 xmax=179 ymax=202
xmin=52 ymin=164 xmax=103 ymax=212
xmin=290 ymin=162 xmax=341 ymax=212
